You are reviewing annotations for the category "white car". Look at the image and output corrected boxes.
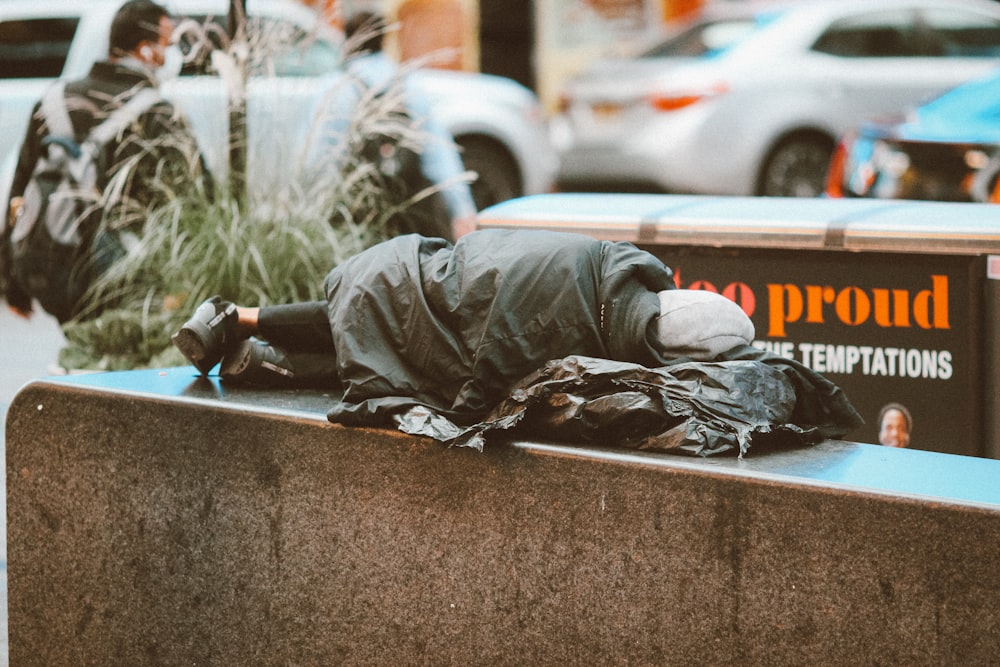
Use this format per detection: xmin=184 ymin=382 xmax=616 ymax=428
xmin=0 ymin=0 xmax=557 ymax=209
xmin=552 ymin=0 xmax=1000 ymax=197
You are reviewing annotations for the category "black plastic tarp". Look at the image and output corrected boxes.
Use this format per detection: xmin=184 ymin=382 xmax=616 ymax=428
xmin=395 ymin=351 xmax=863 ymax=457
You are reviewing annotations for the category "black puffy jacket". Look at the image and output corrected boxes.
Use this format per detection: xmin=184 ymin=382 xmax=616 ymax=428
xmin=324 ymin=229 xmax=676 ymax=424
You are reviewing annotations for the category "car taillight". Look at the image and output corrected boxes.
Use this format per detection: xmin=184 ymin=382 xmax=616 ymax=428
xmin=647 ymin=83 xmax=727 ymax=112
xmin=825 ymin=137 xmax=849 ymax=198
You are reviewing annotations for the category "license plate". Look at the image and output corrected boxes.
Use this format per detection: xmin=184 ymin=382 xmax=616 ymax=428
xmin=591 ymin=102 xmax=623 ymax=120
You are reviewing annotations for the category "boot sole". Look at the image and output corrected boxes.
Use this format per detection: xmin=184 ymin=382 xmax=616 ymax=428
xmin=220 ymin=339 xmax=254 ymax=379
xmin=172 ymin=324 xmax=215 ymax=375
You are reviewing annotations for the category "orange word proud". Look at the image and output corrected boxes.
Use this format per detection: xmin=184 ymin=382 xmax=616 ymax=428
xmin=766 ymin=275 xmax=949 ymax=338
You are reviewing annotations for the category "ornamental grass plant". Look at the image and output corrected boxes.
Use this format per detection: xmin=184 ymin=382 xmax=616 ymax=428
xmin=58 ymin=14 xmax=441 ymax=371
xmin=59 ymin=169 xmax=380 ymax=371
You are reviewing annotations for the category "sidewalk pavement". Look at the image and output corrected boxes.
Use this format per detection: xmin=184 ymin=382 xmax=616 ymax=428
xmin=0 ymin=305 xmax=67 ymax=667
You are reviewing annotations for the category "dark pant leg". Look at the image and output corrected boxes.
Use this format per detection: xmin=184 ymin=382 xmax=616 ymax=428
xmin=256 ymin=301 xmax=333 ymax=352
xmin=255 ymin=301 xmax=339 ymax=386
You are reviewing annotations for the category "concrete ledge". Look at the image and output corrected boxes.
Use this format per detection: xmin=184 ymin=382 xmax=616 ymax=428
xmin=7 ymin=368 xmax=1000 ymax=665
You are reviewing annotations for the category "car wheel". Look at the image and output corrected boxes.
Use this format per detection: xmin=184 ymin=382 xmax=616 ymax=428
xmin=457 ymin=136 xmax=521 ymax=210
xmin=758 ymin=135 xmax=834 ymax=197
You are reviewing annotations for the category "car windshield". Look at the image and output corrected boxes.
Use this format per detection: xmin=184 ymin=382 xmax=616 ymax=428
xmin=639 ymin=11 xmax=781 ymax=58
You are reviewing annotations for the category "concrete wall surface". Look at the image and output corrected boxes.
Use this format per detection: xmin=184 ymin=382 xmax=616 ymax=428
xmin=7 ymin=369 xmax=1000 ymax=666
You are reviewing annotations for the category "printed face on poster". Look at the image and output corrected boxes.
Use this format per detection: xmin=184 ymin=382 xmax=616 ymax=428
xmin=642 ymin=245 xmax=984 ymax=456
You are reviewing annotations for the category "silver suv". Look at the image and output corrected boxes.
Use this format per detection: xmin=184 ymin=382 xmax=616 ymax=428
xmin=552 ymin=0 xmax=1000 ymax=198
xmin=0 ymin=0 xmax=557 ymax=209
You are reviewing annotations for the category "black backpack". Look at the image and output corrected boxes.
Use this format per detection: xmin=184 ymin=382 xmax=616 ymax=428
xmin=355 ymin=79 xmax=453 ymax=241
xmin=9 ymin=82 xmax=160 ymax=322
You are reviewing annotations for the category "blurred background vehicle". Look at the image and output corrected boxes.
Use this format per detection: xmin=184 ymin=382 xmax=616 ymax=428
xmin=551 ymin=0 xmax=1000 ymax=198
xmin=826 ymin=67 xmax=1000 ymax=203
xmin=0 ymin=0 xmax=557 ymax=210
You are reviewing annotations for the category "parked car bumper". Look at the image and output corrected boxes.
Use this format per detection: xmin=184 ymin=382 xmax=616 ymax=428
xmin=551 ymin=103 xmax=760 ymax=196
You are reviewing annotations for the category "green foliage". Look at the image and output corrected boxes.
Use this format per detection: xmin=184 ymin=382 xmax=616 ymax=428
xmin=60 ymin=178 xmax=381 ymax=371
xmin=57 ymin=15 xmax=459 ymax=371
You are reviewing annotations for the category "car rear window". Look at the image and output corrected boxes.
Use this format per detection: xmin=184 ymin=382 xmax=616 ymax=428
xmin=0 ymin=17 xmax=79 ymax=79
xmin=640 ymin=18 xmax=760 ymax=58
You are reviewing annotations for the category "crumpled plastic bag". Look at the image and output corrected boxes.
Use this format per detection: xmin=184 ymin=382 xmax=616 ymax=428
xmin=395 ymin=355 xmax=829 ymax=457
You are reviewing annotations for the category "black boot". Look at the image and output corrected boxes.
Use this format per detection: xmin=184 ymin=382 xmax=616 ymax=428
xmin=220 ymin=339 xmax=340 ymax=388
xmin=219 ymin=339 xmax=297 ymax=387
xmin=172 ymin=296 xmax=239 ymax=375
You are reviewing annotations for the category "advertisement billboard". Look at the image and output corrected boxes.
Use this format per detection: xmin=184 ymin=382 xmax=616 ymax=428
xmin=643 ymin=245 xmax=985 ymax=456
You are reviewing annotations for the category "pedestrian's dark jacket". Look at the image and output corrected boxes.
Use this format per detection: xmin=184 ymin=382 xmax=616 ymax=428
xmin=1 ymin=60 xmax=210 ymax=314
xmin=324 ymin=229 xmax=676 ymax=423
xmin=9 ymin=61 xmax=206 ymax=210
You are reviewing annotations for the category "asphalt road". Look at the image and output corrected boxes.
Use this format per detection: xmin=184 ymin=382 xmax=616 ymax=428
xmin=0 ymin=304 xmax=67 ymax=667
